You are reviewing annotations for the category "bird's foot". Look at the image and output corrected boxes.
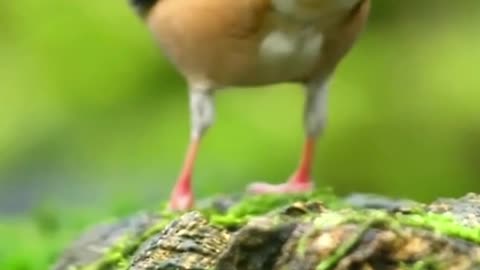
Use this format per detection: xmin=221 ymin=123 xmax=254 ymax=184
xmin=169 ymin=178 xmax=194 ymax=211
xmin=169 ymin=192 xmax=194 ymax=211
xmin=247 ymin=178 xmax=313 ymax=195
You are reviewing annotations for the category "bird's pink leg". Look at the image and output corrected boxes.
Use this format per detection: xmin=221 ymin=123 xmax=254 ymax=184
xmin=248 ymin=79 xmax=328 ymax=195
xmin=169 ymin=139 xmax=200 ymax=211
xmin=248 ymin=137 xmax=315 ymax=194
xmin=169 ymin=89 xmax=215 ymax=211
xmin=289 ymin=137 xmax=315 ymax=188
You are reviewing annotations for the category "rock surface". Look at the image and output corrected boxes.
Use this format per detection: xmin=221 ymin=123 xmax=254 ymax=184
xmin=428 ymin=193 xmax=480 ymax=227
xmin=54 ymin=192 xmax=480 ymax=270
xmin=53 ymin=212 xmax=163 ymax=270
xmin=130 ymin=211 xmax=230 ymax=270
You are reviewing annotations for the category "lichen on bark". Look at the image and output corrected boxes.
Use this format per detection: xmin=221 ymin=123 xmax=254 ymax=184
xmin=53 ymin=191 xmax=480 ymax=270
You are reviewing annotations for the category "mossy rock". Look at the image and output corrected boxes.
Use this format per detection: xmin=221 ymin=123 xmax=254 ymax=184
xmin=53 ymin=191 xmax=480 ymax=270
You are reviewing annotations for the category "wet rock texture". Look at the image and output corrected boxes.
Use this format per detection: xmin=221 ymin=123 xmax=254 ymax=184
xmin=54 ymin=193 xmax=480 ymax=270
xmin=130 ymin=211 xmax=230 ymax=270
xmin=428 ymin=193 xmax=480 ymax=227
xmin=53 ymin=212 xmax=162 ymax=270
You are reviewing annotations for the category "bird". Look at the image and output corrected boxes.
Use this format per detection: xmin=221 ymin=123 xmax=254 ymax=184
xmin=129 ymin=0 xmax=371 ymax=211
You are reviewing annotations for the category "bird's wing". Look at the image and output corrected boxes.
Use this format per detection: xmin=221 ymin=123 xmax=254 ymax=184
xmin=308 ymin=0 xmax=371 ymax=81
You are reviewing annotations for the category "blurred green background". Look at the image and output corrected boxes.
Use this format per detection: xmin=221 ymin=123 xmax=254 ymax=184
xmin=0 ymin=1 xmax=479 ymax=268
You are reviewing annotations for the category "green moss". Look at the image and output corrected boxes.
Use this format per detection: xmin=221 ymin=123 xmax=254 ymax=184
xmin=82 ymin=238 xmax=129 ymax=270
xmin=401 ymin=257 xmax=441 ymax=270
xmin=313 ymin=208 xmax=480 ymax=245
xmin=396 ymin=212 xmax=480 ymax=244
xmin=312 ymin=209 xmax=480 ymax=269
xmin=315 ymin=219 xmax=376 ymax=270
xmin=295 ymin=229 xmax=311 ymax=258
xmin=208 ymin=189 xmax=342 ymax=229
xmin=80 ymin=211 xmax=178 ymax=270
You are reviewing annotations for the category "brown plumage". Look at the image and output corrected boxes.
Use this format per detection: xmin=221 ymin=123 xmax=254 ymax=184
xmin=131 ymin=0 xmax=371 ymax=210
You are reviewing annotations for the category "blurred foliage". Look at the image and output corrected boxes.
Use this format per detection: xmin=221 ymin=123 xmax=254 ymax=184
xmin=0 ymin=1 xmax=479 ymax=268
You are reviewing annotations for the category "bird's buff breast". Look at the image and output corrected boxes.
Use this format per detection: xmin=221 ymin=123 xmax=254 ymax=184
xmin=147 ymin=0 xmax=358 ymax=87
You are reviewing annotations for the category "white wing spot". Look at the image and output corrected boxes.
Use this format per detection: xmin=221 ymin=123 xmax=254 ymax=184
xmin=259 ymin=28 xmax=324 ymax=80
xmin=260 ymin=30 xmax=296 ymax=62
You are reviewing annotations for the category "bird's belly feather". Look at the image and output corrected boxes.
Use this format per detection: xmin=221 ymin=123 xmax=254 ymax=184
xmin=255 ymin=26 xmax=324 ymax=84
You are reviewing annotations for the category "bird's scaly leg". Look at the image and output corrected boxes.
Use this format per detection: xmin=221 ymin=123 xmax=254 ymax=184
xmin=248 ymin=81 xmax=328 ymax=194
xmin=169 ymin=89 xmax=214 ymax=211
